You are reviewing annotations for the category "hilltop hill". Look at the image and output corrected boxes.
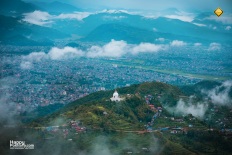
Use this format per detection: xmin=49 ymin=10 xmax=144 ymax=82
xmin=28 ymin=80 xmax=232 ymax=130
xmin=31 ymin=80 xmax=232 ymax=128
xmin=1 ymin=81 xmax=231 ymax=155
xmin=21 ymin=81 xmax=232 ymax=155
xmin=31 ymin=81 xmax=184 ymax=127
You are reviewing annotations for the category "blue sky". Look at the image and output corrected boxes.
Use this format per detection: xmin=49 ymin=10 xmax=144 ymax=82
xmin=25 ymin=0 xmax=232 ymax=12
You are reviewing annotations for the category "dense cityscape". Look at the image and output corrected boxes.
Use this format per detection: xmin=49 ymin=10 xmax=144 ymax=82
xmin=1 ymin=43 xmax=231 ymax=112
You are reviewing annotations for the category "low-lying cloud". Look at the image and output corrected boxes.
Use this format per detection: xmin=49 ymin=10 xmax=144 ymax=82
xmin=194 ymin=43 xmax=202 ymax=46
xmin=22 ymin=9 xmax=136 ymax=26
xmin=0 ymin=77 xmax=20 ymax=126
xmin=103 ymin=15 xmax=127 ymax=20
xmin=165 ymin=14 xmax=194 ymax=22
xmin=225 ymin=26 xmax=231 ymax=31
xmin=205 ymin=14 xmax=232 ymax=25
xmin=23 ymin=10 xmax=53 ymax=26
xmin=155 ymin=38 xmax=165 ymax=42
xmin=202 ymin=81 xmax=232 ymax=106
xmin=131 ymin=43 xmax=167 ymax=54
xmin=22 ymin=52 xmax=48 ymax=62
xmin=22 ymin=9 xmax=200 ymax=27
xmin=20 ymin=61 xmax=33 ymax=70
xmin=168 ymin=98 xmax=208 ymax=119
xmin=20 ymin=39 xmax=169 ymax=69
xmin=48 ymin=47 xmax=85 ymax=60
xmin=192 ymin=23 xmax=207 ymax=27
xmin=170 ymin=40 xmax=187 ymax=47
xmin=56 ymin=12 xmax=92 ymax=21
xmin=22 ymin=10 xmax=92 ymax=26
xmin=20 ymin=47 xmax=85 ymax=69
xmin=86 ymin=40 xmax=128 ymax=58
xmin=207 ymin=42 xmax=221 ymax=51
xmin=20 ymin=39 xmax=192 ymax=69
xmin=99 ymin=9 xmax=133 ymax=14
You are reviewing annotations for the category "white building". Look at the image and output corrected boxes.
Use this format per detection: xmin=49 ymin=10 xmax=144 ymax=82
xmin=110 ymin=90 xmax=123 ymax=102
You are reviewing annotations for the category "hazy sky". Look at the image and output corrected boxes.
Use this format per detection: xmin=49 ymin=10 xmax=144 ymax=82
xmin=25 ymin=0 xmax=232 ymax=12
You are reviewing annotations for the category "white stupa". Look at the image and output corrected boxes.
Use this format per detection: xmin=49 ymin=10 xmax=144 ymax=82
xmin=110 ymin=90 xmax=123 ymax=102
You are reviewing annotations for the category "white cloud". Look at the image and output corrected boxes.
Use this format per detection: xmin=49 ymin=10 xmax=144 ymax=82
xmin=56 ymin=12 xmax=91 ymax=21
xmin=205 ymin=14 xmax=232 ymax=24
xmin=20 ymin=47 xmax=84 ymax=69
xmin=153 ymin=28 xmax=158 ymax=32
xmin=193 ymin=23 xmax=206 ymax=27
xmin=22 ymin=52 xmax=48 ymax=62
xmin=20 ymin=52 xmax=48 ymax=69
xmin=22 ymin=10 xmax=53 ymax=26
xmin=225 ymin=26 xmax=231 ymax=30
xmin=194 ymin=43 xmax=202 ymax=46
xmin=208 ymin=42 xmax=221 ymax=51
xmin=142 ymin=10 xmax=195 ymax=22
xmin=20 ymin=61 xmax=33 ymax=70
xmin=170 ymin=40 xmax=187 ymax=47
xmin=0 ymin=77 xmax=21 ymax=125
xmin=48 ymin=47 xmax=85 ymax=60
xmin=173 ymin=99 xmax=207 ymax=118
xmin=22 ymin=9 xmax=133 ymax=26
xmin=142 ymin=15 xmax=159 ymax=19
xmin=86 ymin=40 xmax=167 ymax=57
xmin=20 ymin=40 xmax=168 ymax=64
xmin=164 ymin=14 xmax=194 ymax=22
xmin=23 ymin=11 xmax=92 ymax=26
xmin=156 ymin=38 xmax=165 ymax=42
xmin=86 ymin=40 xmax=128 ymax=58
xmin=99 ymin=9 xmax=132 ymax=14
xmin=103 ymin=15 xmax=127 ymax=20
xmin=131 ymin=43 xmax=166 ymax=54
xmin=203 ymin=81 xmax=232 ymax=106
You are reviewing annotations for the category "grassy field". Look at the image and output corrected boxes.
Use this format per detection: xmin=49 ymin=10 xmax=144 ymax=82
xmin=110 ymin=62 xmax=231 ymax=81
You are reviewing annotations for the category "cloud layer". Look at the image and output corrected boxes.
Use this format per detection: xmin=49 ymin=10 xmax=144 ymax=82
xmin=203 ymin=81 xmax=232 ymax=106
xmin=165 ymin=14 xmax=194 ymax=22
xmin=22 ymin=9 xmax=135 ymax=26
xmin=86 ymin=40 xmax=128 ymax=58
xmin=23 ymin=10 xmax=92 ymax=26
xmin=170 ymin=98 xmax=208 ymax=119
xmin=207 ymin=42 xmax=221 ymax=51
xmin=20 ymin=39 xmax=171 ymax=69
xmin=0 ymin=77 xmax=21 ymax=125
xmin=48 ymin=47 xmax=84 ymax=60
xmin=23 ymin=11 xmax=53 ymax=26
xmin=205 ymin=14 xmax=232 ymax=25
xmin=225 ymin=26 xmax=231 ymax=31
xmin=56 ymin=12 xmax=92 ymax=20
xmin=170 ymin=40 xmax=187 ymax=47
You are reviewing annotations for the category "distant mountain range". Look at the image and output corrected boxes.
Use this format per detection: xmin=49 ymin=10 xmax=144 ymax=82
xmin=0 ymin=0 xmax=38 ymax=16
xmin=32 ymin=1 xmax=82 ymax=14
xmin=81 ymin=23 xmax=199 ymax=43
xmin=0 ymin=0 xmax=231 ymax=45
xmin=0 ymin=15 xmax=68 ymax=46
xmin=0 ymin=0 xmax=81 ymax=15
